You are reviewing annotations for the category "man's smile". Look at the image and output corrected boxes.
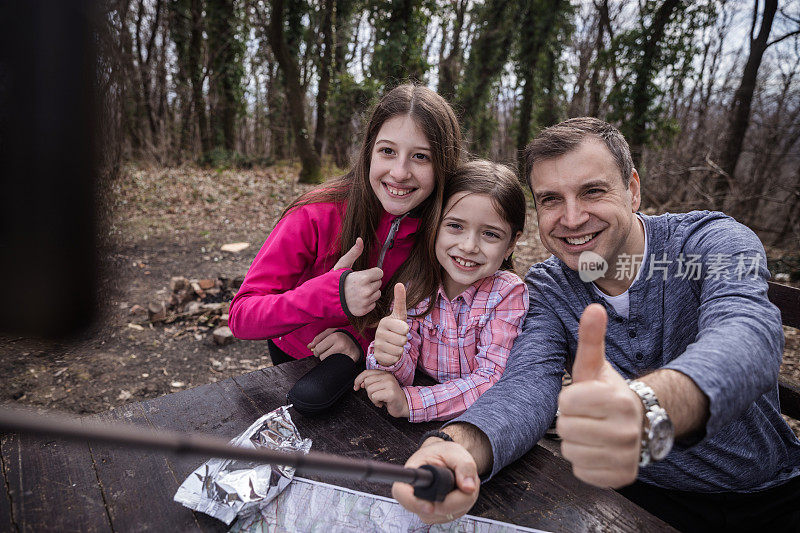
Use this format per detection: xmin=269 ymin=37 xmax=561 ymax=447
xmin=562 ymin=231 xmax=599 ymax=246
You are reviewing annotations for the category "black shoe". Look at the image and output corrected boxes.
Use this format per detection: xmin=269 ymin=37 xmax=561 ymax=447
xmin=287 ymin=353 xmax=359 ymax=416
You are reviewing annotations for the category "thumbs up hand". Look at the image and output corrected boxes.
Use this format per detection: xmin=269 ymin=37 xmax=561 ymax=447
xmin=556 ymin=304 xmax=644 ymax=489
xmin=372 ymin=283 xmax=410 ymax=366
xmin=333 ymin=238 xmax=384 ymax=317
xmin=333 ymin=237 xmax=364 ymax=271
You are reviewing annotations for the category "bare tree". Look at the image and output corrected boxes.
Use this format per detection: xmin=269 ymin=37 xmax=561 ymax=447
xmin=627 ymin=0 xmax=682 ymax=168
xmin=437 ymin=0 xmax=469 ymax=101
xmin=714 ymin=0 xmax=778 ymax=208
xmin=313 ymin=0 xmax=334 ymax=156
xmin=267 ymin=0 xmax=321 ymax=182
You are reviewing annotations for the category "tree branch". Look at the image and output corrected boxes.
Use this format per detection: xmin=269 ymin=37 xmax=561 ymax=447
xmin=779 ymin=6 xmax=800 ymax=25
xmin=767 ymin=29 xmax=800 ymax=48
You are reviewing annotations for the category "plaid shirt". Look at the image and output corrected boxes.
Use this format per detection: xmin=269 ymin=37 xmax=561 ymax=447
xmin=366 ymin=270 xmax=528 ymax=422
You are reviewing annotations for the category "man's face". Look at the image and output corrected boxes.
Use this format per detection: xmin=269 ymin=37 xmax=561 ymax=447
xmin=529 ymin=139 xmax=641 ymax=275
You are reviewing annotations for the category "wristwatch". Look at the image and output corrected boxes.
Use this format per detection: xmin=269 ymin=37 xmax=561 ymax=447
xmin=626 ymin=379 xmax=674 ymax=467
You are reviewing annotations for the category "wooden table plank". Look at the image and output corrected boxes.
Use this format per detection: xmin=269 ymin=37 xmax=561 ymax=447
xmin=0 ymin=438 xmax=18 ymax=533
xmin=231 ymin=364 xmax=439 ymax=497
xmin=89 ymin=377 xmax=271 ymax=533
xmin=1 ymin=431 xmax=112 ymax=533
xmin=143 ymin=375 xmax=273 ymax=478
xmin=138 ymin=378 xmax=269 ymax=532
xmin=473 ymin=443 xmax=675 ymax=532
xmin=271 ymin=356 xmax=438 ymax=444
xmin=89 ymin=400 xmax=217 ymax=532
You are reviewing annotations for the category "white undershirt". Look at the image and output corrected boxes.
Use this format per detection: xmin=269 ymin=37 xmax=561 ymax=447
xmin=591 ymin=215 xmax=647 ymax=319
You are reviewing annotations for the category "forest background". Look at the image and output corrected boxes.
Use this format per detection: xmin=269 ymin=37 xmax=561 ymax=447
xmin=2 ymin=0 xmax=799 ymax=436
xmin=106 ymin=0 xmax=800 ymax=245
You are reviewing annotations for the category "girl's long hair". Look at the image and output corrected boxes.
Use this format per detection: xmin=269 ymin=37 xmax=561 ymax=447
xmin=282 ymin=83 xmax=463 ymax=330
xmin=414 ymin=160 xmax=527 ymax=316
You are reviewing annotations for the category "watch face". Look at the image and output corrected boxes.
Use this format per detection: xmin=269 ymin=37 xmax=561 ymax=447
xmin=648 ymin=417 xmax=675 ymax=461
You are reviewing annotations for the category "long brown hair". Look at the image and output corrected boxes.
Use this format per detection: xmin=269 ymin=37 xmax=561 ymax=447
xmin=413 ymin=160 xmax=526 ymax=316
xmin=282 ymin=83 xmax=463 ymax=329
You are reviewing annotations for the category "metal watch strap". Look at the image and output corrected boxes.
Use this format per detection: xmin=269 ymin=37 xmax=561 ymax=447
xmin=626 ymin=379 xmax=669 ymax=467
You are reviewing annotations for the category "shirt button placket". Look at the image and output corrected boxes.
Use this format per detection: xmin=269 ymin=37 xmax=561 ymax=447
xmin=627 ymin=323 xmax=643 ymax=362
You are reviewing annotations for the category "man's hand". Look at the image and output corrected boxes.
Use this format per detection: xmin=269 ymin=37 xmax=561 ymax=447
xmin=333 ymin=237 xmax=383 ymax=317
xmin=372 ymin=283 xmax=410 ymax=366
xmin=392 ymin=438 xmax=480 ymax=524
xmin=307 ymin=328 xmax=361 ymax=362
xmin=556 ymin=304 xmax=644 ymax=488
xmin=354 ymin=369 xmax=409 ymax=418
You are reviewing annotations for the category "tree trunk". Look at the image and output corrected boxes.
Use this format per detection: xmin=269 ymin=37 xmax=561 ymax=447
xmin=457 ymin=0 xmax=518 ymax=154
xmin=517 ymin=74 xmax=536 ymax=171
xmin=134 ymin=0 xmax=162 ymax=146
xmin=189 ymin=0 xmax=211 ymax=155
xmin=117 ymin=0 xmax=143 ymax=153
xmin=775 ymin=166 xmax=800 ymax=246
xmin=515 ymin=0 xmax=564 ymax=170
xmin=332 ymin=0 xmax=356 ymax=74
xmin=169 ymin=0 xmax=193 ymax=158
xmin=437 ymin=0 xmax=468 ymax=101
xmin=268 ymin=0 xmax=321 ymax=183
xmin=207 ymin=0 xmax=242 ymax=152
xmin=713 ymin=0 xmax=778 ymax=209
xmin=568 ymin=27 xmax=593 ymax=118
xmin=266 ymin=61 xmax=287 ymax=160
xmin=155 ymin=18 xmax=170 ymax=157
xmin=370 ymin=0 xmax=428 ymax=88
xmin=314 ymin=0 xmax=334 ymax=156
xmin=539 ymin=47 xmax=558 ymax=127
xmin=588 ymin=0 xmax=610 ymax=117
xmin=628 ymin=0 xmax=680 ymax=169
xmin=326 ymin=0 xmax=359 ymax=169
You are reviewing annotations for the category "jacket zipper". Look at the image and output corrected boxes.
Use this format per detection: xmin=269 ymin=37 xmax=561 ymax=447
xmin=376 ymin=213 xmax=408 ymax=269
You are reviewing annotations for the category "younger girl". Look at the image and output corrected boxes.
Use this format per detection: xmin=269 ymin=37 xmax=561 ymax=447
xmin=354 ymin=160 xmax=529 ymax=422
xmin=228 ymin=84 xmax=462 ymax=412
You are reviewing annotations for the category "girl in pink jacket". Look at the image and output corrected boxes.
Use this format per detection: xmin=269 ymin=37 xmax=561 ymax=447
xmin=228 ymin=84 xmax=463 ymax=413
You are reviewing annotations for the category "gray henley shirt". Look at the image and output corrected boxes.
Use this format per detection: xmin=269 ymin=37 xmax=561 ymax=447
xmin=452 ymin=210 xmax=800 ymax=492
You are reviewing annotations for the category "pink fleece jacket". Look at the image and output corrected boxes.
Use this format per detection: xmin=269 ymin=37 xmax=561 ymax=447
xmin=228 ymin=201 xmax=420 ymax=359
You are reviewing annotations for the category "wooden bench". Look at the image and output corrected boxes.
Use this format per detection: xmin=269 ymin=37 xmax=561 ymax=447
xmin=769 ymin=281 xmax=800 ymax=420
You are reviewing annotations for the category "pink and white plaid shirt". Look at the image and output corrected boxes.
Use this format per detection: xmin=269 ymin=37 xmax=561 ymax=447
xmin=366 ymin=269 xmax=528 ymax=422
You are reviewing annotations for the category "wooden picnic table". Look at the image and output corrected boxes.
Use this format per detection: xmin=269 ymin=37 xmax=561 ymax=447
xmin=1 ymin=358 xmax=675 ymax=532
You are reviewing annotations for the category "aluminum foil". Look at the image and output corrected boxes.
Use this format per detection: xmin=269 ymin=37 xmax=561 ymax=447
xmin=173 ymin=405 xmax=312 ymax=525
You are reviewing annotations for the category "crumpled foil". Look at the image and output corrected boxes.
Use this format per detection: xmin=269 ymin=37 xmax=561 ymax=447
xmin=173 ymin=405 xmax=312 ymax=525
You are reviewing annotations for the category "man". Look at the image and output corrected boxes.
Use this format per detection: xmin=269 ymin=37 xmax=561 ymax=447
xmin=392 ymin=118 xmax=800 ymax=531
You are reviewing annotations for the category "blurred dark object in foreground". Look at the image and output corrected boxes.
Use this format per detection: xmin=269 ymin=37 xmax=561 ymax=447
xmin=0 ymin=0 xmax=98 ymax=337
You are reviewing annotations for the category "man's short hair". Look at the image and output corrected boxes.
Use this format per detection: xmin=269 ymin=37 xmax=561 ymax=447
xmin=522 ymin=117 xmax=634 ymax=189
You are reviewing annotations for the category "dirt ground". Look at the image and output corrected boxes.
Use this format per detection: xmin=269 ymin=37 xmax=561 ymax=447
xmin=0 ymin=164 xmax=797 ymax=437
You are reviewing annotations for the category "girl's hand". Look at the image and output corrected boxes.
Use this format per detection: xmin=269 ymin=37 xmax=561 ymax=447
xmin=333 ymin=237 xmax=384 ymax=317
xmin=372 ymin=284 xmax=409 ymax=366
xmin=308 ymin=328 xmax=361 ymax=362
xmin=354 ymin=369 xmax=410 ymax=418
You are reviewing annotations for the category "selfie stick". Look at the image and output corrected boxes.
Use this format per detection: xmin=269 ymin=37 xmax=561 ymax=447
xmin=0 ymin=407 xmax=453 ymax=502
